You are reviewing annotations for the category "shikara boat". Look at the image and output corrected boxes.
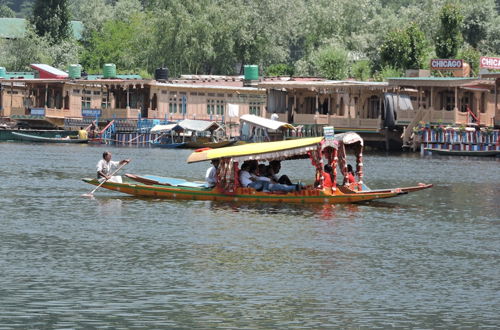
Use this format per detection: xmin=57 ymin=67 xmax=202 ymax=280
xmin=12 ymin=131 xmax=88 ymax=143
xmin=425 ymin=148 xmax=500 ymax=157
xmin=83 ymin=133 xmax=432 ymax=204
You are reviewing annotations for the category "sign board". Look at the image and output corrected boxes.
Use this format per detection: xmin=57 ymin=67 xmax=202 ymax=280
xmin=82 ymin=109 xmax=102 ymax=117
xmin=323 ymin=126 xmax=335 ymax=140
xmin=30 ymin=108 xmax=45 ymax=116
xmin=480 ymin=56 xmax=500 ymax=70
xmin=430 ymin=59 xmax=463 ymax=70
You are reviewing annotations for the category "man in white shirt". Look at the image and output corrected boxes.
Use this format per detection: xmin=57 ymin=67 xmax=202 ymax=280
xmin=96 ymin=151 xmax=130 ymax=183
xmin=205 ymin=159 xmax=220 ymax=188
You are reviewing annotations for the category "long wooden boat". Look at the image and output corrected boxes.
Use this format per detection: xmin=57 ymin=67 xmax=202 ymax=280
xmin=83 ymin=133 xmax=432 ymax=203
xmin=183 ymin=138 xmax=236 ymax=149
xmin=12 ymin=131 xmax=88 ymax=143
xmin=425 ymin=148 xmax=500 ymax=157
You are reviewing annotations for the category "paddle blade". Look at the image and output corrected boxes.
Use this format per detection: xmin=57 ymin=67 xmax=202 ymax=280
xmin=81 ymin=193 xmax=95 ymax=198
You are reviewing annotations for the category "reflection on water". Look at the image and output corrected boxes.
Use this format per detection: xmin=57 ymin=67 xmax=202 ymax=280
xmin=0 ymin=143 xmax=499 ymax=328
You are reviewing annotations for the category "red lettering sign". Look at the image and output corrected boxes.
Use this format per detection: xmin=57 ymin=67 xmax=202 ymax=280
xmin=430 ymin=59 xmax=463 ymax=70
xmin=480 ymin=56 xmax=500 ymax=70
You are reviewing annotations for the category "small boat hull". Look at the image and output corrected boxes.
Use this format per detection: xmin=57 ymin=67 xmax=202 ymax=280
xmin=82 ymin=178 xmax=432 ymax=204
xmin=425 ymin=148 xmax=500 ymax=157
xmin=12 ymin=131 xmax=88 ymax=143
xmin=182 ymin=140 xmax=236 ymax=149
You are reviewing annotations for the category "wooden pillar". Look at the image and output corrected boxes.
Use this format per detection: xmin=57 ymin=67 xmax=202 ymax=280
xmin=315 ymin=90 xmax=319 ymax=115
xmin=10 ymin=82 xmax=13 ymax=109
xmin=126 ymin=85 xmax=130 ymax=109
xmin=454 ymin=86 xmax=458 ymax=110
xmin=430 ymin=87 xmax=434 ymax=109
xmin=45 ymin=84 xmax=48 ymax=107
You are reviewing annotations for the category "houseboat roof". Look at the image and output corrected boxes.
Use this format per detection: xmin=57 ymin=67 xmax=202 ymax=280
xmin=387 ymin=77 xmax=485 ymax=87
xmin=154 ymin=81 xmax=263 ymax=92
xmin=257 ymin=80 xmax=388 ymax=89
xmin=240 ymin=114 xmax=295 ymax=131
xmin=178 ymin=119 xmax=221 ymax=132
xmin=480 ymin=72 xmax=500 ymax=79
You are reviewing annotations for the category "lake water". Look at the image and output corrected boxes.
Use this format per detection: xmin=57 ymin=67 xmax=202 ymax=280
xmin=0 ymin=142 xmax=499 ymax=328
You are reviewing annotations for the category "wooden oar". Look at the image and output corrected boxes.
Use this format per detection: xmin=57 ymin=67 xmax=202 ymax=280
xmin=82 ymin=161 xmax=129 ymax=197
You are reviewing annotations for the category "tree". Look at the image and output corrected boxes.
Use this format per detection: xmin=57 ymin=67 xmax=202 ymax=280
xmin=461 ymin=0 xmax=494 ymax=48
xmin=0 ymin=4 xmax=15 ymax=17
xmin=458 ymin=46 xmax=480 ymax=76
xmin=351 ymin=60 xmax=371 ymax=81
xmin=435 ymin=2 xmax=463 ymax=58
xmin=30 ymin=0 xmax=70 ymax=43
xmin=312 ymin=45 xmax=350 ymax=80
xmin=379 ymin=23 xmax=428 ymax=71
xmin=265 ymin=64 xmax=295 ymax=77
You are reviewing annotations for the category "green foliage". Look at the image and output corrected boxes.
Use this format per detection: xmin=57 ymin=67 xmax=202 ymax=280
xmin=373 ymin=66 xmax=403 ymax=82
xmin=351 ymin=60 xmax=371 ymax=81
xmin=435 ymin=2 xmax=463 ymax=58
xmin=461 ymin=0 xmax=494 ymax=48
xmin=380 ymin=23 xmax=428 ymax=71
xmin=0 ymin=28 xmax=80 ymax=70
xmin=458 ymin=46 xmax=480 ymax=76
xmin=0 ymin=4 xmax=15 ymax=17
xmin=30 ymin=0 xmax=70 ymax=43
xmin=80 ymin=13 xmax=146 ymax=72
xmin=265 ymin=64 xmax=294 ymax=77
xmin=312 ymin=45 xmax=350 ymax=80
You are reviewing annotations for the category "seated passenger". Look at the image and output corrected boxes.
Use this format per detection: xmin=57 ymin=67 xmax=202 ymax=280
xmin=269 ymin=160 xmax=293 ymax=185
xmin=346 ymin=164 xmax=356 ymax=184
xmin=240 ymin=162 xmax=296 ymax=193
xmin=205 ymin=159 xmax=219 ymax=188
xmin=323 ymin=164 xmax=334 ymax=188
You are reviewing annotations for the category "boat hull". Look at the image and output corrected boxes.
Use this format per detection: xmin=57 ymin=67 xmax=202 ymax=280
xmin=182 ymin=140 xmax=236 ymax=149
xmin=425 ymin=148 xmax=500 ymax=157
xmin=81 ymin=178 xmax=426 ymax=204
xmin=12 ymin=132 xmax=88 ymax=143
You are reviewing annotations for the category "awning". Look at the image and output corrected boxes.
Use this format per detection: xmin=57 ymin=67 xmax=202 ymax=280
xmin=187 ymin=137 xmax=323 ymax=163
xmin=150 ymin=124 xmax=183 ymax=133
xmin=178 ymin=119 xmax=221 ymax=132
xmin=240 ymin=114 xmax=295 ymax=131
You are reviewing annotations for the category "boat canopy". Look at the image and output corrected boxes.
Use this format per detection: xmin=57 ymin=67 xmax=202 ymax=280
xmin=178 ymin=119 xmax=221 ymax=132
xmin=187 ymin=137 xmax=323 ymax=163
xmin=334 ymin=132 xmax=364 ymax=146
xmin=150 ymin=123 xmax=183 ymax=134
xmin=240 ymin=114 xmax=295 ymax=131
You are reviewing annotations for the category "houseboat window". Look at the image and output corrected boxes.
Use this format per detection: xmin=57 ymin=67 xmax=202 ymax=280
xmin=93 ymin=91 xmax=101 ymax=95
xmin=73 ymin=89 xmax=80 ymax=94
xmin=85 ymin=90 xmax=92 ymax=95
xmin=367 ymin=95 xmax=380 ymax=119
xmin=169 ymin=98 xmax=178 ymax=113
xmin=480 ymin=93 xmax=486 ymax=113
xmin=249 ymin=102 xmax=261 ymax=116
xmin=216 ymin=100 xmax=224 ymax=115
xmin=101 ymin=97 xmax=110 ymax=109
xmin=190 ymin=92 xmax=197 ymax=96
xmin=304 ymin=96 xmax=315 ymax=114
xmin=207 ymin=99 xmax=216 ymax=115
xmin=161 ymin=90 xmax=168 ymax=94
xmin=217 ymin=94 xmax=224 ymax=97
xmin=82 ymin=96 xmax=91 ymax=109
xmin=440 ymin=91 xmax=455 ymax=111
xmin=460 ymin=92 xmax=473 ymax=112
xmin=339 ymin=98 xmax=345 ymax=116
xmin=152 ymin=93 xmax=158 ymax=110
xmin=208 ymin=93 xmax=215 ymax=97
xmin=198 ymin=93 xmax=205 ymax=96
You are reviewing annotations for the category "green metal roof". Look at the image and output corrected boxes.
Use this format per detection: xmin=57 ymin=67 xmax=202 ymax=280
xmin=387 ymin=77 xmax=477 ymax=81
xmin=4 ymin=72 xmax=35 ymax=79
xmin=0 ymin=18 xmax=83 ymax=40
xmin=86 ymin=74 xmax=143 ymax=80
xmin=0 ymin=18 xmax=25 ymax=39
